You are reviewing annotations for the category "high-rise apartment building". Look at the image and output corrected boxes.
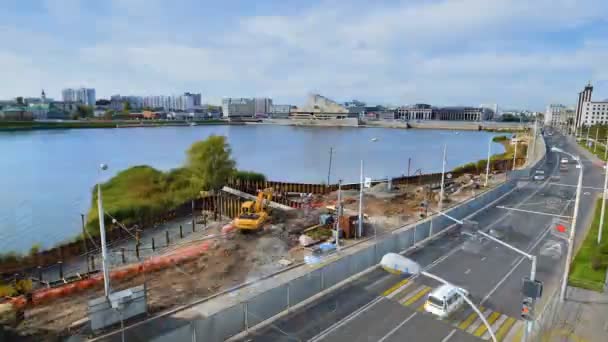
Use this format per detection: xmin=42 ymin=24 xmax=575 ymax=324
xmin=575 ymin=82 xmax=593 ymax=127
xmin=62 ymin=87 xmax=96 ymax=106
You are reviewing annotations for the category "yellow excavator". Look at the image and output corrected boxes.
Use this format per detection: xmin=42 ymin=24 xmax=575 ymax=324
xmin=234 ymin=188 xmax=273 ymax=231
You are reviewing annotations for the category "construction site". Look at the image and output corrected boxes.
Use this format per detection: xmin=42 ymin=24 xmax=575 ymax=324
xmin=0 ymin=159 xmax=515 ymax=341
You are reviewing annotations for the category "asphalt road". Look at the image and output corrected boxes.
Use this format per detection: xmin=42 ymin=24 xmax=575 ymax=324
xmin=238 ymin=134 xmax=604 ymax=342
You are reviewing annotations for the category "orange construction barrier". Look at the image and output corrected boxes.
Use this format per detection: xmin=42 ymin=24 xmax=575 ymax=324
xmin=23 ymin=241 xmax=213 ymax=307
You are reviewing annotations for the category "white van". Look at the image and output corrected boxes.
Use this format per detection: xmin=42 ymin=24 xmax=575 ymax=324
xmin=424 ymin=284 xmax=469 ymax=319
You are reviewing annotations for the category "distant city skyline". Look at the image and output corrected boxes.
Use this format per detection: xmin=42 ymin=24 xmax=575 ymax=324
xmin=1 ymin=1 xmax=607 ymax=110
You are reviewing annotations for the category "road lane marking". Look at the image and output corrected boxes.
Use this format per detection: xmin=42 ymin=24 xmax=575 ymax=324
xmin=481 ymin=256 xmax=487 ymax=261
xmin=474 ymin=311 xmax=501 ymax=337
xmin=481 ymin=195 xmax=573 ymax=305
xmin=495 ymin=317 xmax=516 ymax=341
xmin=465 ymin=268 xmax=471 ymax=274
xmin=457 ymin=308 xmax=483 ymax=330
xmin=365 ymin=272 xmax=392 ymax=291
xmin=388 ymin=279 xmax=415 ymax=300
xmin=382 ymin=278 xmax=409 ymax=297
xmin=377 ymin=312 xmax=417 ymax=342
xmin=308 ymin=296 xmax=384 ymax=342
xmin=485 ymin=314 xmax=508 ymax=340
xmin=403 ymin=287 xmax=431 ymax=306
xmin=467 ymin=308 xmax=492 ymax=334
xmin=441 ymin=329 xmax=457 ymax=342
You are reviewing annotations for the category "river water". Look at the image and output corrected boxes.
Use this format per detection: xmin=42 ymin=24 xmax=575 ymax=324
xmin=0 ymin=125 xmax=506 ymax=253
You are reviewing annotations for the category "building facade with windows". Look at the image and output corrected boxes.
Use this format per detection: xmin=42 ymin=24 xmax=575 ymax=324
xmin=545 ymin=104 xmax=567 ymax=126
xmin=254 ymin=98 xmax=273 ymax=117
xmin=62 ymin=87 xmax=96 ymax=106
xmin=222 ymin=98 xmax=256 ymax=118
xmin=575 ymin=82 xmax=593 ymax=127
xmin=270 ymin=104 xmax=292 ymax=118
xmin=581 ymin=101 xmax=608 ymax=126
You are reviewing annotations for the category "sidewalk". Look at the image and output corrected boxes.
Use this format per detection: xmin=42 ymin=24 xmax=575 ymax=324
xmin=541 ymin=286 xmax=608 ymax=342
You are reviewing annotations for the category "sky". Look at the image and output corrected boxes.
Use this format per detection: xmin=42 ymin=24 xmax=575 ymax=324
xmin=1 ymin=0 xmax=608 ymax=110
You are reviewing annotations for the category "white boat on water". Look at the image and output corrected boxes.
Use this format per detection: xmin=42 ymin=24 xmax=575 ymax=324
xmin=371 ymin=137 xmax=379 ymax=142
xmin=189 ymin=122 xmax=197 ymax=126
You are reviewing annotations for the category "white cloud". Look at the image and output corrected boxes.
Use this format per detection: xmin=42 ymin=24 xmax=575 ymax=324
xmin=1 ymin=0 xmax=608 ymax=108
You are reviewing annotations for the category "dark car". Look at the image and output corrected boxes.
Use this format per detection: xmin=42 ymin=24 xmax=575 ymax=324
xmin=488 ymin=224 xmax=514 ymax=240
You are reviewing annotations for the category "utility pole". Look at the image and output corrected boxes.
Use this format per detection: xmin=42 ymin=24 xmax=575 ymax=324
xmin=336 ymin=180 xmax=342 ymax=251
xmin=532 ymin=119 xmax=538 ymax=161
xmin=554 ymin=150 xmax=583 ymax=302
xmin=512 ymin=141 xmax=518 ymax=170
xmin=81 ymin=214 xmax=89 ymax=272
xmin=97 ymin=164 xmax=111 ymax=298
xmin=595 ymin=127 xmax=600 ymax=153
xmin=599 ymin=161 xmax=608 ymax=245
xmin=358 ymin=160 xmax=364 ymax=238
xmin=439 ymin=144 xmax=447 ymax=211
xmin=327 ymin=147 xmax=333 ymax=186
xmin=586 ymin=126 xmax=591 ymax=145
xmin=485 ymin=139 xmax=491 ymax=188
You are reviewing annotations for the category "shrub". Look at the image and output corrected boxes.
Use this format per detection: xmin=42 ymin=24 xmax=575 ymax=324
xmin=234 ymin=170 xmax=267 ymax=183
xmin=29 ymin=243 xmax=41 ymax=256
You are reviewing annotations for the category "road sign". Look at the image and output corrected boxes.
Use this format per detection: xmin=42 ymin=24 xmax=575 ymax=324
xmin=447 ymin=173 xmax=453 ymax=179
xmin=556 ymin=224 xmax=566 ymax=233
xmin=364 ymin=177 xmax=372 ymax=188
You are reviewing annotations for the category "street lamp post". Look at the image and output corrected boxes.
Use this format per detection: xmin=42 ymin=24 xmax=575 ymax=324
xmin=551 ymin=147 xmax=583 ymax=302
xmin=440 ymin=144 xmax=447 ymax=211
xmin=485 ymin=138 xmax=492 ymax=188
xmin=358 ymin=160 xmax=364 ymax=238
xmin=380 ymin=254 xmax=497 ymax=342
xmin=336 ymin=179 xmax=342 ymax=251
xmin=512 ymin=141 xmax=518 ymax=171
xmin=595 ymin=128 xmax=600 ymax=153
xmin=97 ymin=163 xmax=111 ymax=297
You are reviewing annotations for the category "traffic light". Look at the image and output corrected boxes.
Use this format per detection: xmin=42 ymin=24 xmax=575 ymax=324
xmin=521 ymin=297 xmax=533 ymax=320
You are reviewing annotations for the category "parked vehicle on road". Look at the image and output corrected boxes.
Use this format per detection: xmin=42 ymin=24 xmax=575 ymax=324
xmin=560 ymin=158 xmax=569 ymax=164
xmin=424 ymin=284 xmax=469 ymax=319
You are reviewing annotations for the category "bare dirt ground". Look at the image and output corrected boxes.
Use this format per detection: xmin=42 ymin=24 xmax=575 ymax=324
xmin=6 ymin=171 xmax=507 ymax=339
xmin=11 ymin=223 xmax=293 ymax=339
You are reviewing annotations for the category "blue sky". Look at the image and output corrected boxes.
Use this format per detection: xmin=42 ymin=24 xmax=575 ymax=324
xmin=1 ymin=0 xmax=607 ymax=110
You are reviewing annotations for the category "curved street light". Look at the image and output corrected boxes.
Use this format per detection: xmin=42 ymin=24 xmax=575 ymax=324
xmin=380 ymin=253 xmax=497 ymax=342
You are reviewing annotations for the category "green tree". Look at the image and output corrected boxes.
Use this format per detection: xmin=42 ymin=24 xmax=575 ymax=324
xmin=123 ymin=101 xmax=132 ymax=112
xmin=29 ymin=243 xmax=41 ymax=256
xmin=77 ymin=105 xmax=93 ymax=117
xmin=103 ymin=110 xmax=114 ymax=120
xmin=15 ymin=97 xmax=24 ymax=105
xmin=186 ymin=135 xmax=236 ymax=190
